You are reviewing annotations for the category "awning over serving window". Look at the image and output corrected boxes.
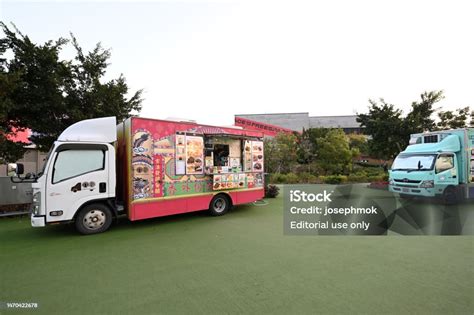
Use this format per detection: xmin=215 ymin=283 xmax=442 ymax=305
xmin=184 ymin=125 xmax=264 ymax=139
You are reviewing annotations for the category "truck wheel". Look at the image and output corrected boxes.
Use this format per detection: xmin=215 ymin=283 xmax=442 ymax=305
xmin=443 ymin=187 xmax=458 ymax=205
xmin=209 ymin=194 xmax=230 ymax=216
xmin=75 ymin=203 xmax=113 ymax=235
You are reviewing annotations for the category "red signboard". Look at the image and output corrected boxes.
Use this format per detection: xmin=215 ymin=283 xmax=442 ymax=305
xmin=153 ymin=155 xmax=164 ymax=198
xmin=234 ymin=117 xmax=295 ymax=137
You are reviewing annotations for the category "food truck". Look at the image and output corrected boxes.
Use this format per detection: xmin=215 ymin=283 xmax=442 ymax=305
xmin=389 ymin=128 xmax=474 ymax=204
xmin=11 ymin=117 xmax=265 ymax=234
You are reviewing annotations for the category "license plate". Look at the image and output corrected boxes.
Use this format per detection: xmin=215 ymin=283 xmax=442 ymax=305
xmin=402 ymin=188 xmax=409 ymax=193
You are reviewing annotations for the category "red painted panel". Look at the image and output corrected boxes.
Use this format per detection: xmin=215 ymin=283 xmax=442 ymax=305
xmin=131 ymin=189 xmax=264 ymax=221
xmin=228 ymin=192 xmax=238 ymax=205
xmin=186 ymin=195 xmax=212 ymax=211
xmin=132 ymin=194 xmax=214 ymax=221
xmin=131 ymin=198 xmax=188 ymax=221
xmin=235 ymin=189 xmax=264 ymax=204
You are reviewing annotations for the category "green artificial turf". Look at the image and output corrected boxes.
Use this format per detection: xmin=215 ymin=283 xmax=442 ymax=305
xmin=0 ymin=191 xmax=473 ymax=315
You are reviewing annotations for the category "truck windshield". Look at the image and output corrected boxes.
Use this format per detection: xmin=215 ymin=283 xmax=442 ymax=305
xmin=391 ymin=154 xmax=436 ymax=171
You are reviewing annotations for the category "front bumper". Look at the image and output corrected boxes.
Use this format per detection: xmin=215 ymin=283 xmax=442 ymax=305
xmin=389 ymin=185 xmax=436 ymax=197
xmin=31 ymin=214 xmax=46 ymax=227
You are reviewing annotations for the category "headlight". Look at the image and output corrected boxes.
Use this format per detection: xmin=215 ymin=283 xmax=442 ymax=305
xmin=32 ymin=192 xmax=41 ymax=215
xmin=389 ymin=178 xmax=394 ymax=185
xmin=420 ymin=180 xmax=434 ymax=188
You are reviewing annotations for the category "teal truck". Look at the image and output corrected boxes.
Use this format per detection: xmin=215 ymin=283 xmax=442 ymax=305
xmin=389 ymin=128 xmax=474 ymax=204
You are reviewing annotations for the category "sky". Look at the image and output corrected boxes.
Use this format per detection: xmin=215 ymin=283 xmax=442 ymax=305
xmin=1 ymin=0 xmax=473 ymax=126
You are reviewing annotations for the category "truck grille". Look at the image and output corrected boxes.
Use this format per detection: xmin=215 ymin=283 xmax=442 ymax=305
xmin=393 ymin=179 xmax=421 ymax=184
xmin=394 ymin=184 xmax=418 ymax=188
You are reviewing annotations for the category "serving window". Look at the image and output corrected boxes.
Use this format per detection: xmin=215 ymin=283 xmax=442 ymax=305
xmin=214 ymin=144 xmax=230 ymax=167
xmin=202 ymin=137 xmax=242 ymax=174
xmin=175 ymin=132 xmax=263 ymax=178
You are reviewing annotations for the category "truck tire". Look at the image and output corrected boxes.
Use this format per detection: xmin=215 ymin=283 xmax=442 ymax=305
xmin=75 ymin=203 xmax=113 ymax=235
xmin=209 ymin=194 xmax=231 ymax=216
xmin=443 ymin=187 xmax=458 ymax=205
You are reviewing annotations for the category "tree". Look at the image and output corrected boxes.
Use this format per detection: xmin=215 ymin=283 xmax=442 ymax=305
xmin=296 ymin=127 xmax=329 ymax=164
xmin=315 ymin=129 xmax=352 ymax=175
xmin=403 ymin=91 xmax=441 ymax=134
xmin=264 ymin=132 xmax=298 ymax=174
xmin=347 ymin=133 xmax=369 ymax=157
xmin=357 ymin=91 xmax=443 ymax=160
xmin=356 ymin=99 xmax=405 ymax=160
xmin=263 ymin=137 xmax=279 ymax=174
xmin=0 ymin=62 xmax=25 ymax=162
xmin=437 ymin=106 xmax=471 ymax=129
xmin=0 ymin=23 xmax=143 ymax=163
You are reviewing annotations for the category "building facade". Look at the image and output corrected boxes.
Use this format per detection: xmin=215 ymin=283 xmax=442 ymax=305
xmin=0 ymin=147 xmax=48 ymax=177
xmin=235 ymin=112 xmax=362 ymax=135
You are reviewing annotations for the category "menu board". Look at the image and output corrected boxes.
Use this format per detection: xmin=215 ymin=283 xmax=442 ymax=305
xmin=175 ymin=134 xmax=204 ymax=175
xmin=213 ymin=173 xmax=246 ymax=190
xmin=243 ymin=140 xmax=252 ymax=172
xmin=254 ymin=173 xmax=263 ymax=187
xmin=251 ymin=141 xmax=264 ymax=172
xmin=247 ymin=174 xmax=254 ymax=188
xmin=175 ymin=134 xmax=186 ymax=175
xmin=186 ymin=135 xmax=204 ymax=174
xmin=205 ymin=155 xmax=214 ymax=174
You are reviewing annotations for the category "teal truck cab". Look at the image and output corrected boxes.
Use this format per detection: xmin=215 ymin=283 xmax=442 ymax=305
xmin=389 ymin=128 xmax=474 ymax=204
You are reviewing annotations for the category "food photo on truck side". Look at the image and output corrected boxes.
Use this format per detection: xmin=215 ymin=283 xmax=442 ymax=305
xmin=8 ymin=116 xmax=265 ymax=234
xmin=388 ymin=128 xmax=474 ymax=204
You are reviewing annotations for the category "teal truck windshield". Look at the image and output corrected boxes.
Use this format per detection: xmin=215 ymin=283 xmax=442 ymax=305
xmin=392 ymin=154 xmax=436 ymax=171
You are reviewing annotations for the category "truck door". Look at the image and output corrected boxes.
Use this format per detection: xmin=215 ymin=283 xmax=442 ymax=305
xmin=434 ymin=153 xmax=459 ymax=186
xmin=46 ymin=144 xmax=110 ymax=223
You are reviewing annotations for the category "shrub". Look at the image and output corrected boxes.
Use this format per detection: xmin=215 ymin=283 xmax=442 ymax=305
xmin=285 ymin=173 xmax=299 ymax=184
xmin=267 ymin=170 xmax=386 ymax=184
xmin=270 ymin=173 xmax=287 ymax=184
xmin=347 ymin=174 xmax=368 ymax=183
xmin=265 ymin=184 xmax=280 ymax=198
xmin=364 ymin=167 xmax=385 ymax=176
xmin=323 ymin=175 xmax=347 ymax=184
xmin=269 ymin=173 xmax=299 ymax=184
xmin=367 ymin=175 xmax=384 ymax=182
xmin=297 ymin=172 xmax=318 ymax=183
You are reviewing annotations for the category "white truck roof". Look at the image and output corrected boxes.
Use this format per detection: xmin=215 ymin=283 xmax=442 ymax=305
xmin=58 ymin=116 xmax=117 ymax=143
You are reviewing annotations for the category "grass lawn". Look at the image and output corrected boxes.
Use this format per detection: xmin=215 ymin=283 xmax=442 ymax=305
xmin=0 ymin=191 xmax=473 ymax=314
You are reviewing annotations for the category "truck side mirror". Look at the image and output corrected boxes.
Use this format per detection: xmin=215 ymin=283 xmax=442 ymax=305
xmin=7 ymin=163 xmax=24 ymax=176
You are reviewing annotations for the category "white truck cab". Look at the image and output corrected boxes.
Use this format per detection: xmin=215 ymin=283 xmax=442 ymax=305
xmin=30 ymin=117 xmax=117 ymax=233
